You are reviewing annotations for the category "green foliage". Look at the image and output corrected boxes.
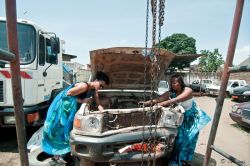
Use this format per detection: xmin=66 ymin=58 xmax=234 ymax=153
xmin=158 ymin=33 xmax=197 ymax=70
xmin=159 ymin=33 xmax=197 ymax=54
xmin=198 ymin=49 xmax=224 ymax=72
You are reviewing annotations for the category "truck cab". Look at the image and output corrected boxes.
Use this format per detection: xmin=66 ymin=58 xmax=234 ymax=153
xmin=0 ymin=18 xmax=63 ymax=127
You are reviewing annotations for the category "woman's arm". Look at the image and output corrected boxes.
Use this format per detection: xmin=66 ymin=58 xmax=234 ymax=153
xmin=67 ymin=82 xmax=88 ymax=96
xmin=93 ymin=90 xmax=104 ymax=112
xmin=158 ymin=87 xmax=193 ymax=106
xmin=140 ymin=91 xmax=170 ymax=106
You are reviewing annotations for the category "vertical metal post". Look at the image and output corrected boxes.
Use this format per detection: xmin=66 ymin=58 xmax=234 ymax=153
xmin=203 ymin=0 xmax=245 ymax=165
xmin=5 ymin=0 xmax=29 ymax=165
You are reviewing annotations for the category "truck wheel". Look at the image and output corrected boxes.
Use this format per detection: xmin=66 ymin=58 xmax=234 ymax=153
xmin=79 ymin=158 xmax=95 ymax=166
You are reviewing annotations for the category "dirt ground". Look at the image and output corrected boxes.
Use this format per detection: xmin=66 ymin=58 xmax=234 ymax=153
xmin=193 ymin=96 xmax=250 ymax=166
xmin=0 ymin=96 xmax=249 ymax=166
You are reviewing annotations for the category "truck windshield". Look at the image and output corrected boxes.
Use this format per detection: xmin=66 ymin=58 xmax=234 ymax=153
xmin=0 ymin=21 xmax=36 ymax=64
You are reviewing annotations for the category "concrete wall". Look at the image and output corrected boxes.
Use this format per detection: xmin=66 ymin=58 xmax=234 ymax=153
xmin=164 ymin=71 xmax=249 ymax=86
xmin=164 ymin=71 xmax=219 ymax=85
xmin=230 ymin=72 xmax=250 ymax=84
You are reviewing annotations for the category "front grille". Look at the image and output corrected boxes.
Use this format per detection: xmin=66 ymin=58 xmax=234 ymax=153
xmin=103 ymin=108 xmax=162 ymax=132
xmin=0 ymin=81 xmax=4 ymax=102
xmin=242 ymin=109 xmax=250 ymax=120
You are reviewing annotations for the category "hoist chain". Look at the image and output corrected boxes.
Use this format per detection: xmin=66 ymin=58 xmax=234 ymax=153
xmin=152 ymin=0 xmax=166 ymax=165
xmin=142 ymin=0 xmax=166 ymax=166
xmin=147 ymin=0 xmax=157 ymax=165
xmin=159 ymin=0 xmax=165 ymax=26
xmin=151 ymin=0 xmax=157 ymax=47
xmin=141 ymin=0 xmax=150 ymax=165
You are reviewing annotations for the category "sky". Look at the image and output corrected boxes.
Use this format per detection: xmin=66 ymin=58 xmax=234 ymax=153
xmin=0 ymin=0 xmax=249 ymax=65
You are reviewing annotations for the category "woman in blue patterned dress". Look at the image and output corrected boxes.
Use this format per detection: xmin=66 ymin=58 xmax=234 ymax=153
xmin=141 ymin=74 xmax=211 ymax=166
xmin=41 ymin=71 xmax=109 ymax=163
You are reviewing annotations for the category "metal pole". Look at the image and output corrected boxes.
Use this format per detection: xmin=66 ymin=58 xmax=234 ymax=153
xmin=5 ymin=0 xmax=29 ymax=165
xmin=203 ymin=0 xmax=245 ymax=165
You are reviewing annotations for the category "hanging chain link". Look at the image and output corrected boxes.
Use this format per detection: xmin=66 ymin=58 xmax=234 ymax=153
xmin=151 ymin=0 xmax=157 ymax=47
xmin=147 ymin=0 xmax=157 ymax=165
xmin=141 ymin=0 xmax=150 ymax=165
xmin=152 ymin=0 xmax=165 ymax=165
xmin=141 ymin=0 xmax=166 ymax=166
xmin=159 ymin=0 xmax=165 ymax=26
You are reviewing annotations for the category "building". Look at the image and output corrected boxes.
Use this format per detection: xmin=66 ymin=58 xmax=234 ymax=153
xmin=63 ymin=61 xmax=91 ymax=83
xmin=62 ymin=53 xmax=77 ymax=62
xmin=230 ymin=56 xmax=250 ymax=84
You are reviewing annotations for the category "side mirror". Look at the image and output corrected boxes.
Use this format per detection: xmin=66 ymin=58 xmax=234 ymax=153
xmin=50 ymin=37 xmax=60 ymax=54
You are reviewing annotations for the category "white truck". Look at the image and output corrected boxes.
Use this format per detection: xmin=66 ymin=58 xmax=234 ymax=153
xmin=0 ymin=18 xmax=66 ymax=127
xmin=207 ymin=79 xmax=247 ymax=97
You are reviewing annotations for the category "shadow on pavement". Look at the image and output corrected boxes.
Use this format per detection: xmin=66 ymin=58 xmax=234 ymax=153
xmin=231 ymin=123 xmax=250 ymax=133
xmin=192 ymin=152 xmax=217 ymax=166
xmin=0 ymin=128 xmax=18 ymax=153
xmin=0 ymin=126 xmax=40 ymax=153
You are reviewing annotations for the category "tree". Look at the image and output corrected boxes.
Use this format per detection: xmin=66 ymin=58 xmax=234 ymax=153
xmin=198 ymin=49 xmax=224 ymax=72
xmin=159 ymin=33 xmax=197 ymax=54
xmin=158 ymin=33 xmax=197 ymax=70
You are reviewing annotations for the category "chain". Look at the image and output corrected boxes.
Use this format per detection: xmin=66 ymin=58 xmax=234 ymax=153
xmin=141 ymin=0 xmax=150 ymax=165
xmin=152 ymin=0 xmax=166 ymax=165
xmin=147 ymin=0 xmax=158 ymax=165
xmin=151 ymin=0 xmax=157 ymax=47
xmin=159 ymin=0 xmax=165 ymax=26
xmin=141 ymin=0 xmax=166 ymax=165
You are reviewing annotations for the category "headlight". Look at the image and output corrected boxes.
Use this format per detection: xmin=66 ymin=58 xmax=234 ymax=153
xmin=74 ymin=115 xmax=102 ymax=132
xmin=84 ymin=117 xmax=101 ymax=132
xmin=3 ymin=115 xmax=16 ymax=125
xmin=232 ymin=105 xmax=238 ymax=113
xmin=236 ymin=108 xmax=242 ymax=114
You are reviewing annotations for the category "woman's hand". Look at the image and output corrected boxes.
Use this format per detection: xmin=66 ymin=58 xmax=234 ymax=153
xmin=157 ymin=100 xmax=171 ymax=107
xmin=138 ymin=101 xmax=150 ymax=107
xmin=98 ymin=105 xmax=104 ymax=112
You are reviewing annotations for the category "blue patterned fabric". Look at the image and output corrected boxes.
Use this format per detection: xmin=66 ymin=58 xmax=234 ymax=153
xmin=41 ymin=84 xmax=77 ymax=155
xmin=170 ymin=99 xmax=211 ymax=165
